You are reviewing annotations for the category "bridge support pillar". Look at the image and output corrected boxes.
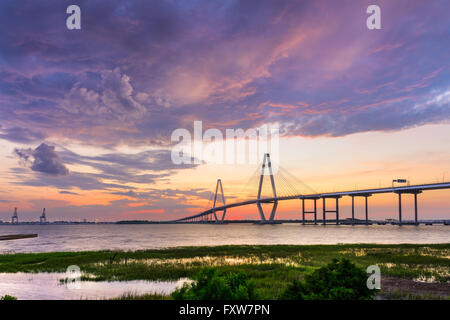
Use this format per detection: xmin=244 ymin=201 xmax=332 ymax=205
xmin=256 ymin=201 xmax=266 ymax=222
xmin=314 ymin=199 xmax=317 ymax=225
xmin=256 ymin=200 xmax=278 ymax=222
xmin=365 ymin=195 xmax=369 ymax=225
xmin=322 ymin=196 xmax=341 ymax=225
xmin=351 ymin=196 xmax=355 ymax=225
xmin=414 ymin=193 xmax=418 ymax=225
xmin=269 ymin=201 xmax=278 ymax=221
xmin=336 ymin=197 xmax=339 ymax=225
xmin=302 ymin=198 xmax=305 ymax=225
xmin=350 ymin=194 xmax=372 ymax=225
xmin=322 ymin=198 xmax=326 ymax=225
xmin=395 ymin=190 xmax=421 ymax=226
xmin=301 ymin=198 xmax=318 ymax=225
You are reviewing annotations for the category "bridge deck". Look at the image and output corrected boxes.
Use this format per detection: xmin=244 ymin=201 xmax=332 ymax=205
xmin=173 ymin=182 xmax=450 ymax=222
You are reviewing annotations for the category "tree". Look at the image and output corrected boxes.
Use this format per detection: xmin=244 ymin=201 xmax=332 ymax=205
xmin=281 ymin=259 xmax=378 ymax=300
xmin=172 ymin=268 xmax=258 ymax=300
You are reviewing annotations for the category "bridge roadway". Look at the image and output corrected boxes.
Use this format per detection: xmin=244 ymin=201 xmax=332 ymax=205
xmin=173 ymin=182 xmax=450 ymax=222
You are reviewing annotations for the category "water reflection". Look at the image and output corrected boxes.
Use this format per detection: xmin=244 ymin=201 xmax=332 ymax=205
xmin=0 ymin=272 xmax=187 ymax=300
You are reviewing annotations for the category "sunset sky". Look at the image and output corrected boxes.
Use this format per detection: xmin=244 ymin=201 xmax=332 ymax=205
xmin=0 ymin=0 xmax=449 ymax=222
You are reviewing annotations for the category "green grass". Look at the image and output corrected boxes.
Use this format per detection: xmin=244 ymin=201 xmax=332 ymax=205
xmin=0 ymin=244 xmax=448 ymax=299
xmin=112 ymin=292 xmax=172 ymax=300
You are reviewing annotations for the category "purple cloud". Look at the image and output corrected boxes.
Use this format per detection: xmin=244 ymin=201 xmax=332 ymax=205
xmin=14 ymin=143 xmax=69 ymax=176
xmin=0 ymin=0 xmax=448 ymax=147
xmin=0 ymin=126 xmax=46 ymax=143
xmin=11 ymin=143 xmax=198 ymax=191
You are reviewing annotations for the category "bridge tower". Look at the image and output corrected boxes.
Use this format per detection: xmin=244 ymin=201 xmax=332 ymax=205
xmin=40 ymin=208 xmax=47 ymax=224
xmin=212 ymin=179 xmax=226 ymax=223
xmin=11 ymin=207 xmax=18 ymax=224
xmin=256 ymin=153 xmax=278 ymax=222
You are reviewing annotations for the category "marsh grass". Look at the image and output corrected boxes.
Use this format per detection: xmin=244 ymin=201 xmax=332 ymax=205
xmin=1 ymin=244 xmax=448 ymax=299
xmin=112 ymin=292 xmax=172 ymax=300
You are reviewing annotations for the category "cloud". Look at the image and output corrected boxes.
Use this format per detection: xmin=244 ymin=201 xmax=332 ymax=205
xmin=0 ymin=0 xmax=449 ymax=146
xmin=14 ymin=143 xmax=69 ymax=176
xmin=0 ymin=126 xmax=46 ymax=144
xmin=58 ymin=190 xmax=79 ymax=195
xmin=62 ymin=68 xmax=146 ymax=120
xmin=12 ymin=144 xmax=198 ymax=191
xmin=278 ymin=87 xmax=450 ymax=137
xmin=111 ymin=188 xmax=213 ymax=201
xmin=58 ymin=147 xmax=198 ymax=185
xmin=13 ymin=171 xmax=130 ymax=191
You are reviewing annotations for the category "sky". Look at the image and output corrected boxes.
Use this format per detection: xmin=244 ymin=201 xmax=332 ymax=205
xmin=0 ymin=0 xmax=449 ymax=222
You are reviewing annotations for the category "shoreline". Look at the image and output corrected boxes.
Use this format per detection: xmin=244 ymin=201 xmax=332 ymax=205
xmin=1 ymin=219 xmax=449 ymax=225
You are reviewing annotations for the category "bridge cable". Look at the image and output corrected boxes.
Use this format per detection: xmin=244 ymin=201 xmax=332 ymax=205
xmin=277 ymin=168 xmax=300 ymax=196
xmin=278 ymin=166 xmax=317 ymax=195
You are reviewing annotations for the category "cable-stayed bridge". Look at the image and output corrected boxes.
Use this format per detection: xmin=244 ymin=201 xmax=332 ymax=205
xmin=172 ymin=154 xmax=450 ymax=225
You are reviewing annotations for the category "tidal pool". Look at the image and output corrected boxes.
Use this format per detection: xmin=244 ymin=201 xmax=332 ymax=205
xmin=0 ymin=272 xmax=187 ymax=300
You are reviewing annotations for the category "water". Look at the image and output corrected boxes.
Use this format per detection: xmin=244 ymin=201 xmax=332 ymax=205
xmin=0 ymin=224 xmax=448 ymax=253
xmin=0 ymin=272 xmax=187 ymax=300
xmin=0 ymin=224 xmax=448 ymax=300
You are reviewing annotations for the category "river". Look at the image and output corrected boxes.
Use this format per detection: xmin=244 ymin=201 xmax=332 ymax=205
xmin=0 ymin=223 xmax=448 ymax=253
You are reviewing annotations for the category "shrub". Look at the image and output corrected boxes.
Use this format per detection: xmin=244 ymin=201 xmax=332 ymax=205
xmin=0 ymin=295 xmax=17 ymax=300
xmin=172 ymin=268 xmax=258 ymax=300
xmin=280 ymin=258 xmax=378 ymax=300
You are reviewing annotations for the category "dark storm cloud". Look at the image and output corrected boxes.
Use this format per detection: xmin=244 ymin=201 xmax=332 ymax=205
xmin=14 ymin=143 xmax=69 ymax=176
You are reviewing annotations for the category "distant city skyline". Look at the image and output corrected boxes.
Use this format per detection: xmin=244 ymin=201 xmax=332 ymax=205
xmin=0 ymin=0 xmax=449 ymax=221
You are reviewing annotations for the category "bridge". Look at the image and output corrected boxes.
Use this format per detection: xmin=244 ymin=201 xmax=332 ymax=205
xmin=172 ymin=154 xmax=450 ymax=225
